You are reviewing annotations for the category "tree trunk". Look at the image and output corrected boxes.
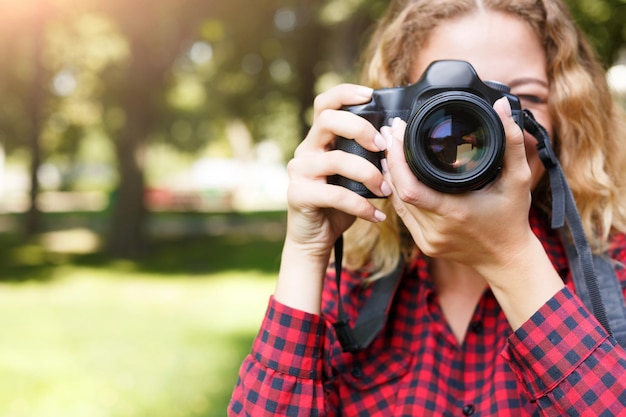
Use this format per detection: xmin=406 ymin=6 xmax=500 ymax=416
xmin=25 ymin=12 xmax=45 ymax=236
xmin=106 ymin=47 xmax=154 ymax=258
xmin=293 ymin=1 xmax=324 ymax=138
xmin=101 ymin=0 xmax=205 ymax=259
xmin=107 ymin=128 xmax=148 ymax=259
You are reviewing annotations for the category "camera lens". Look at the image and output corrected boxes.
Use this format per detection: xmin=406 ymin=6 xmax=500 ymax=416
xmin=404 ymin=92 xmax=505 ymax=193
xmin=423 ymin=108 xmax=485 ymax=173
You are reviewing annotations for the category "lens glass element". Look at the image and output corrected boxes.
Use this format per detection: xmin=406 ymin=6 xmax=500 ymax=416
xmin=422 ymin=108 xmax=487 ymax=174
xmin=404 ymin=92 xmax=506 ymax=193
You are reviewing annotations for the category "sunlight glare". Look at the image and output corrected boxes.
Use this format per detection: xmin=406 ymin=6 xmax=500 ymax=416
xmin=52 ymin=69 xmax=77 ymax=97
xmin=189 ymin=41 xmax=213 ymax=65
xmin=274 ymin=8 xmax=296 ymax=32
xmin=608 ymin=64 xmax=626 ymax=95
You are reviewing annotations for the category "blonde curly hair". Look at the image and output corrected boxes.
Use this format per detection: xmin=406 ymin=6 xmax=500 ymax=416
xmin=343 ymin=0 xmax=626 ymax=278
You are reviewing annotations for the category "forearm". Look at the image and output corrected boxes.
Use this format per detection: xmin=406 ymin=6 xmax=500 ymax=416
xmin=274 ymin=237 xmax=330 ymax=315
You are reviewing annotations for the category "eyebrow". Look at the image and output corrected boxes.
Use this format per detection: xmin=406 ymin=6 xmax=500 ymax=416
xmin=508 ymin=77 xmax=549 ymax=88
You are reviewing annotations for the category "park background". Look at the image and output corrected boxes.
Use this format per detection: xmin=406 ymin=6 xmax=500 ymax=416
xmin=0 ymin=0 xmax=625 ymax=416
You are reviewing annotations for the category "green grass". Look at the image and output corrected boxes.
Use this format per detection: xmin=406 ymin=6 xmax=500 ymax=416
xmin=0 ymin=212 xmax=284 ymax=417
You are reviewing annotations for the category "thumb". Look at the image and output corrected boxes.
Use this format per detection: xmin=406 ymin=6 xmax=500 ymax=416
xmin=494 ymin=97 xmax=527 ymax=175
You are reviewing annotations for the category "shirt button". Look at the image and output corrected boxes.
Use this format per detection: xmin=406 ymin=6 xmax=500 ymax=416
xmin=462 ymin=404 xmax=475 ymax=416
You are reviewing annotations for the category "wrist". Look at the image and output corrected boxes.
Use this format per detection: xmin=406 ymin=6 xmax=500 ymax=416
xmin=274 ymin=237 xmax=331 ymax=315
xmin=479 ymin=233 xmax=565 ymax=329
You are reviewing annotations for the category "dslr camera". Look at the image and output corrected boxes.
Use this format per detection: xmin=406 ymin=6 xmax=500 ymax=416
xmin=330 ymin=60 xmax=524 ymax=195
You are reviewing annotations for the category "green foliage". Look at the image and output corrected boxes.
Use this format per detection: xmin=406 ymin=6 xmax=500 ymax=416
xmin=0 ymin=0 xmax=623 ymax=251
xmin=565 ymin=0 xmax=626 ymax=66
xmin=1 ymin=0 xmax=624 ymax=161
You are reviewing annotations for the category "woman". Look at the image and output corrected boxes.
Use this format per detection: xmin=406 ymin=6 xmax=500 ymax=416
xmin=229 ymin=0 xmax=626 ymax=415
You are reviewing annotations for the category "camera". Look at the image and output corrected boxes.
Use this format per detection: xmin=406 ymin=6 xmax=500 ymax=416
xmin=329 ymin=60 xmax=524 ymax=195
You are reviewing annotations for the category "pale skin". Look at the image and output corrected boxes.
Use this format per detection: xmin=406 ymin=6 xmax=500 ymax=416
xmin=275 ymin=11 xmax=565 ymax=342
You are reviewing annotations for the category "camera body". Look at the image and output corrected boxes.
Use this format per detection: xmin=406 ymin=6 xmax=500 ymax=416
xmin=330 ymin=60 xmax=524 ymax=195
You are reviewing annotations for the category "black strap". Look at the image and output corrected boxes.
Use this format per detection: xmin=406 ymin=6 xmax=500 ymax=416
xmin=332 ymin=109 xmax=626 ymax=352
xmin=332 ymin=235 xmax=403 ymax=352
xmin=524 ymin=110 xmax=626 ymax=336
xmin=591 ymin=256 xmax=626 ymax=346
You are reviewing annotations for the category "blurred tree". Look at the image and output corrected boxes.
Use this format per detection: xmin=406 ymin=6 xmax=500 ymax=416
xmin=565 ymin=0 xmax=626 ymax=67
xmin=90 ymin=0 xmax=211 ymax=258
xmin=0 ymin=1 xmax=57 ymax=235
xmin=45 ymin=12 xmax=127 ymax=190
xmin=0 ymin=0 xmax=623 ymax=258
xmin=202 ymin=0 xmax=387 ymax=142
xmin=97 ymin=0 xmax=383 ymax=257
xmin=25 ymin=7 xmax=46 ymax=235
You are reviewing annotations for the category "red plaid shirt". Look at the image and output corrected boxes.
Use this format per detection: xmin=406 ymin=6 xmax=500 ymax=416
xmin=229 ymin=209 xmax=626 ymax=416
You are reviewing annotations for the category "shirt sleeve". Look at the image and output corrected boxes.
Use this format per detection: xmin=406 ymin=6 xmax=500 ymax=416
xmin=228 ymin=296 xmax=328 ymax=416
xmin=503 ymin=287 xmax=626 ymax=416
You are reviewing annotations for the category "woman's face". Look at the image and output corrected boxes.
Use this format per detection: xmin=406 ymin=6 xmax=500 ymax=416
xmin=410 ymin=11 xmax=551 ymax=190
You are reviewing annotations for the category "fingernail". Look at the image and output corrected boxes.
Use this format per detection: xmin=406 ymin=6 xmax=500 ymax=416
xmin=498 ymin=97 xmax=512 ymax=117
xmin=380 ymin=126 xmax=393 ymax=150
xmin=357 ymin=86 xmax=374 ymax=99
xmin=374 ymin=209 xmax=387 ymax=222
xmin=374 ymin=132 xmax=387 ymax=151
xmin=380 ymin=180 xmax=392 ymax=196
xmin=381 ymin=158 xmax=389 ymax=174
xmin=391 ymin=117 xmax=402 ymax=131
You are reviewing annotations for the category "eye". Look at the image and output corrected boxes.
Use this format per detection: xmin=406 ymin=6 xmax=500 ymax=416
xmin=517 ymin=94 xmax=546 ymax=105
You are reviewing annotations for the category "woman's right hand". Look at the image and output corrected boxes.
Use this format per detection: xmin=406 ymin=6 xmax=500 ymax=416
xmin=274 ymin=84 xmax=392 ymax=313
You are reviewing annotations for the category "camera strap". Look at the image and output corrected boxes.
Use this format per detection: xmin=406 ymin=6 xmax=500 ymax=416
xmin=524 ymin=109 xmax=626 ymax=346
xmin=332 ymin=235 xmax=404 ymax=353
xmin=332 ymin=110 xmax=626 ymax=353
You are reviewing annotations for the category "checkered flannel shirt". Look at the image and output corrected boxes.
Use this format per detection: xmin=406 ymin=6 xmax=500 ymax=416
xmin=229 ymin=208 xmax=626 ymax=416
